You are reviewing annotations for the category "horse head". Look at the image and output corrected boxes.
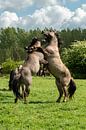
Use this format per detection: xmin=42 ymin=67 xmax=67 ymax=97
xmin=43 ymin=31 xmax=55 ymax=43
xmin=42 ymin=30 xmax=63 ymax=48
xmin=24 ymin=37 xmax=41 ymax=53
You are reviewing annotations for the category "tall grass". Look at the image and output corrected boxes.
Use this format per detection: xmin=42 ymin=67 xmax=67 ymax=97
xmin=0 ymin=76 xmax=86 ymax=130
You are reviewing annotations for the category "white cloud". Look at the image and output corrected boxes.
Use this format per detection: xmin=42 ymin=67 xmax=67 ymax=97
xmin=0 ymin=0 xmax=65 ymax=10
xmin=33 ymin=0 xmax=59 ymax=8
xmin=17 ymin=5 xmax=73 ymax=30
xmin=0 ymin=0 xmax=33 ymax=10
xmin=0 ymin=11 xmax=18 ymax=28
xmin=0 ymin=0 xmax=80 ymax=11
xmin=64 ymin=4 xmax=86 ymax=28
xmin=0 ymin=0 xmax=60 ymax=10
xmin=0 ymin=4 xmax=86 ymax=30
xmin=81 ymin=4 xmax=86 ymax=11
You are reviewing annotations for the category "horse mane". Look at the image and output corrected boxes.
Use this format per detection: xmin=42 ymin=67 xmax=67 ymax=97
xmin=44 ymin=29 xmax=63 ymax=48
xmin=55 ymin=32 xmax=63 ymax=48
xmin=29 ymin=37 xmax=39 ymax=47
xmin=24 ymin=37 xmax=39 ymax=52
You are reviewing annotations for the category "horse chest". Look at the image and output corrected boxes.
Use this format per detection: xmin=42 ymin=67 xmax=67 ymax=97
xmin=30 ymin=62 xmax=40 ymax=74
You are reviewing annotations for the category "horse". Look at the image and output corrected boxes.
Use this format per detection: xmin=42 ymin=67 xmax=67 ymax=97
xmin=12 ymin=37 xmax=47 ymax=103
xmin=27 ymin=31 xmax=76 ymax=102
xmin=43 ymin=30 xmax=76 ymax=102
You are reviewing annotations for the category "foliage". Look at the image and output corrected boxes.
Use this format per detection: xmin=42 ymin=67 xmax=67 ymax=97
xmin=1 ymin=59 xmax=23 ymax=74
xmin=61 ymin=41 xmax=86 ymax=78
xmin=0 ymin=27 xmax=42 ymax=63
xmin=60 ymin=28 xmax=86 ymax=48
xmin=0 ymin=76 xmax=86 ymax=130
xmin=0 ymin=27 xmax=86 ymax=63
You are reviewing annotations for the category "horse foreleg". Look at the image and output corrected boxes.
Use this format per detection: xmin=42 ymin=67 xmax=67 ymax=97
xmin=24 ymin=86 xmax=30 ymax=104
xmin=22 ymin=85 xmax=30 ymax=104
xmin=55 ymin=79 xmax=63 ymax=103
xmin=40 ymin=59 xmax=48 ymax=65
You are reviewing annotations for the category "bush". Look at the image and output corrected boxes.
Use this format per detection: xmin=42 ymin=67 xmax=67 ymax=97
xmin=1 ymin=59 xmax=23 ymax=74
xmin=61 ymin=41 xmax=86 ymax=78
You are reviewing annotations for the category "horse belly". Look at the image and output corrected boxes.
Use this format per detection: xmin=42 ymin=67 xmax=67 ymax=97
xmin=48 ymin=60 xmax=59 ymax=77
xmin=48 ymin=64 xmax=60 ymax=77
xmin=48 ymin=59 xmax=71 ymax=79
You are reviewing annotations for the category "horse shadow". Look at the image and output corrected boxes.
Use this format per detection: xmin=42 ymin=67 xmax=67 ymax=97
xmin=0 ymin=88 xmax=9 ymax=91
xmin=29 ymin=100 xmax=54 ymax=104
xmin=0 ymin=88 xmax=55 ymax=104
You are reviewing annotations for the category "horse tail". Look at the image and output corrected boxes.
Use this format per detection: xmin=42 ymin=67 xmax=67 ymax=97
xmin=9 ymin=80 xmax=12 ymax=90
xmin=12 ymin=78 xmax=23 ymax=99
xmin=9 ymin=70 xmax=15 ymax=90
xmin=68 ymin=78 xmax=76 ymax=98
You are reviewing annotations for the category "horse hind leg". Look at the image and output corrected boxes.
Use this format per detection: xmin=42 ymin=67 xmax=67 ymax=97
xmin=55 ymin=79 xmax=63 ymax=103
xmin=15 ymin=97 xmax=18 ymax=103
xmin=22 ymin=84 xmax=31 ymax=104
xmin=21 ymin=85 xmax=27 ymax=104
xmin=62 ymin=85 xmax=68 ymax=102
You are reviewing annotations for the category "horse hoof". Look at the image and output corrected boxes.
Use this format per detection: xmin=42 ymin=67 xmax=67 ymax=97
xmin=63 ymin=99 xmax=68 ymax=102
xmin=24 ymin=101 xmax=27 ymax=104
xmin=14 ymin=98 xmax=18 ymax=103
xmin=56 ymin=99 xmax=60 ymax=103
xmin=63 ymin=100 xmax=66 ymax=102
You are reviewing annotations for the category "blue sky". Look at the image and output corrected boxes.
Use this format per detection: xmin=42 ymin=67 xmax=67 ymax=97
xmin=0 ymin=0 xmax=86 ymax=30
xmin=65 ymin=0 xmax=86 ymax=10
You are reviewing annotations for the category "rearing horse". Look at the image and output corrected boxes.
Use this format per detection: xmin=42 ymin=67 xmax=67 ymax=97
xmin=12 ymin=37 xmax=47 ymax=103
xmin=28 ymin=32 xmax=76 ymax=102
xmin=43 ymin=31 xmax=76 ymax=102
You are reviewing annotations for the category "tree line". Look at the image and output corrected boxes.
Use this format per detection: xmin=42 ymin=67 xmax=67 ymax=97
xmin=0 ymin=27 xmax=86 ymax=63
xmin=0 ymin=27 xmax=86 ymax=78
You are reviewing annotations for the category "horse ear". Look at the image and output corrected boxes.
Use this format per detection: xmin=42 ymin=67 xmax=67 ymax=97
xmin=42 ymin=31 xmax=44 ymax=34
xmin=42 ymin=30 xmax=48 ymax=35
xmin=24 ymin=46 xmax=28 ymax=50
xmin=32 ymin=37 xmax=38 ymax=41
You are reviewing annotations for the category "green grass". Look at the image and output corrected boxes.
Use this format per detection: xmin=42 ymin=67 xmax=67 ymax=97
xmin=0 ymin=76 xmax=86 ymax=130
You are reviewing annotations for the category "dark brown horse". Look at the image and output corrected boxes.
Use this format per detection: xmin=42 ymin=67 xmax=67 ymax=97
xmin=12 ymin=37 xmax=47 ymax=103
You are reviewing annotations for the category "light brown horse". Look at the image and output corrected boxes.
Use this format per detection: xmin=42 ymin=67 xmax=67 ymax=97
xmin=27 ymin=31 xmax=76 ymax=102
xmin=12 ymin=37 xmax=47 ymax=103
xmin=43 ymin=31 xmax=76 ymax=102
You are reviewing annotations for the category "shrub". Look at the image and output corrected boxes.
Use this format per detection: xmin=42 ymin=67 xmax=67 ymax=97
xmin=1 ymin=59 xmax=23 ymax=74
xmin=61 ymin=41 xmax=86 ymax=78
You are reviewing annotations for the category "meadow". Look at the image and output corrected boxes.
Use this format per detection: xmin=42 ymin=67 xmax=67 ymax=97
xmin=0 ymin=76 xmax=86 ymax=130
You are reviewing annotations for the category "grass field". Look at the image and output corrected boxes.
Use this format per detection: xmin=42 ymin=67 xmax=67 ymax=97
xmin=0 ymin=76 xmax=86 ymax=130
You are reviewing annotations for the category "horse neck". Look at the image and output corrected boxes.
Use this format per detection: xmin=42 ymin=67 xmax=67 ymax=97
xmin=49 ymin=37 xmax=58 ymax=47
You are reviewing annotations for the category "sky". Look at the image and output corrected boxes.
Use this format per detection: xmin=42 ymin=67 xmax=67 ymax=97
xmin=0 ymin=0 xmax=86 ymax=30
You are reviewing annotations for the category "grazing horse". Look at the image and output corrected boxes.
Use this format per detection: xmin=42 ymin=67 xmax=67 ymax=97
xmin=27 ymin=31 xmax=76 ymax=102
xmin=12 ymin=37 xmax=47 ymax=103
xmin=43 ymin=31 xmax=76 ymax=102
